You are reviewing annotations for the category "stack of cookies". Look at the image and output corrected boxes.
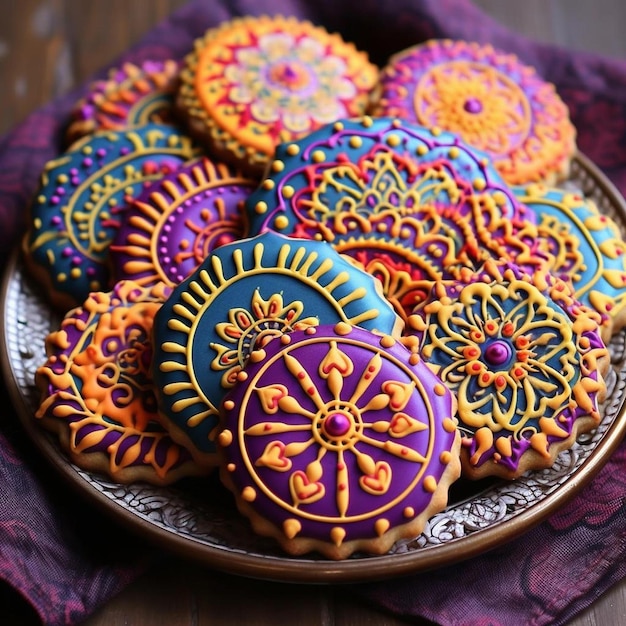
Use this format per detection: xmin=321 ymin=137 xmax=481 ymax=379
xmin=24 ymin=15 xmax=622 ymax=560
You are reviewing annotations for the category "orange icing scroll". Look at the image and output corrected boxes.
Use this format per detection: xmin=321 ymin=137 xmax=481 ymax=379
xmin=35 ymin=280 xmax=204 ymax=484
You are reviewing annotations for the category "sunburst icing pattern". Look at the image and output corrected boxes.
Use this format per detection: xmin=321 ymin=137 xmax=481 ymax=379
xmin=218 ymin=324 xmax=459 ymax=550
xmin=151 ymin=232 xmax=402 ymax=460
xmin=111 ymin=158 xmax=255 ymax=288
xmin=34 ymin=280 xmax=201 ymax=483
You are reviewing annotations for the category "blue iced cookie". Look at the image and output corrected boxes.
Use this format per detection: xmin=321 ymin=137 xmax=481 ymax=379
xmin=515 ymin=183 xmax=626 ymax=340
xmin=151 ymin=231 xmax=403 ymax=462
xmin=23 ymin=123 xmax=197 ymax=311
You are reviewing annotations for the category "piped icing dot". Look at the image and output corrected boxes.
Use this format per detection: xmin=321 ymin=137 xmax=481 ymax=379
xmin=374 ymin=518 xmax=390 ymax=536
xmin=322 ymin=412 xmax=352 ymax=438
xmin=330 ymin=527 xmax=346 ymax=546
xmin=242 ymin=486 xmax=257 ymax=502
xmin=483 ymin=340 xmax=512 ymax=366
xmin=463 ymin=97 xmax=483 ymax=114
xmin=283 ymin=519 xmax=302 ymax=539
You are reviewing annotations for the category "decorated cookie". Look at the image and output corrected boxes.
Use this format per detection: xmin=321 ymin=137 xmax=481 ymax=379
xmin=66 ymin=60 xmax=180 ymax=145
xmin=35 ymin=280 xmax=205 ymax=484
xmin=23 ymin=124 xmax=198 ymax=312
xmin=176 ymin=16 xmax=378 ymax=174
xmin=515 ymin=184 xmax=626 ymax=341
xmin=110 ymin=157 xmax=256 ymax=288
xmin=217 ymin=323 xmax=461 ymax=559
xmin=404 ymin=261 xmax=608 ymax=480
xmin=371 ymin=39 xmax=577 ymax=185
xmin=151 ymin=231 xmax=402 ymax=463
xmin=247 ymin=116 xmax=542 ymax=318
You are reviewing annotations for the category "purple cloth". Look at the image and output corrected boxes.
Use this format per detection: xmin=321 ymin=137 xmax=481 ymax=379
xmin=2 ymin=1 xmax=626 ymax=624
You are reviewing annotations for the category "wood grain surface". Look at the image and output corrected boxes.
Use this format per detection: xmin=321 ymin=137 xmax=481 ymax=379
xmin=2 ymin=1 xmax=626 ymax=624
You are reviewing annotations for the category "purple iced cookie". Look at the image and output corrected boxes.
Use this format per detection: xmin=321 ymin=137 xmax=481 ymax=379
xmin=110 ymin=157 xmax=256 ymax=288
xmin=218 ymin=322 xmax=461 ymax=559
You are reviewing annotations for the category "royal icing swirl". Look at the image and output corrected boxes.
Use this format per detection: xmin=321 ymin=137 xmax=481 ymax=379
xmin=515 ymin=183 xmax=626 ymax=340
xmin=246 ymin=116 xmax=542 ymax=318
xmin=24 ymin=124 xmax=198 ymax=310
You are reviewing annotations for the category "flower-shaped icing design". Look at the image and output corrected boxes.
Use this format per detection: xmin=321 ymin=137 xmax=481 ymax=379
xmin=414 ymin=61 xmax=531 ymax=155
xmin=411 ymin=263 xmax=607 ymax=475
xmin=421 ymin=279 xmax=577 ymax=433
xmin=224 ymin=32 xmax=355 ymax=134
xmin=178 ymin=16 xmax=377 ymax=171
xmin=218 ymin=324 xmax=459 ymax=553
xmin=35 ymin=281 xmax=199 ymax=483
xmin=211 ymin=290 xmax=319 ymax=388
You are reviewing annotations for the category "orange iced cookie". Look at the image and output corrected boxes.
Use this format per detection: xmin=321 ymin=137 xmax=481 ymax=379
xmin=371 ymin=39 xmax=576 ymax=185
xmin=177 ymin=15 xmax=378 ymax=174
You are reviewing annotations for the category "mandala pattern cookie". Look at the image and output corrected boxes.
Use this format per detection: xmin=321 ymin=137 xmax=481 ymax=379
xmin=35 ymin=281 xmax=204 ymax=485
xmin=110 ymin=157 xmax=256 ymax=288
xmin=66 ymin=60 xmax=180 ymax=145
xmin=247 ymin=116 xmax=541 ymax=318
xmin=371 ymin=39 xmax=577 ymax=185
xmin=23 ymin=124 xmax=197 ymax=311
xmin=151 ymin=231 xmax=402 ymax=463
xmin=176 ymin=16 xmax=378 ymax=174
xmin=404 ymin=261 xmax=608 ymax=480
xmin=515 ymin=183 xmax=626 ymax=341
xmin=218 ymin=323 xmax=461 ymax=559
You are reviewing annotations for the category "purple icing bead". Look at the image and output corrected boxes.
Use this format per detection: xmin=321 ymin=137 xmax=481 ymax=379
xmin=323 ymin=413 xmax=352 ymax=438
xmin=463 ymin=97 xmax=483 ymax=114
xmin=483 ymin=340 xmax=512 ymax=366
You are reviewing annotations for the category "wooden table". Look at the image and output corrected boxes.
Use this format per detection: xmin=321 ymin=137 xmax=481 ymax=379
xmin=2 ymin=1 xmax=626 ymax=624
